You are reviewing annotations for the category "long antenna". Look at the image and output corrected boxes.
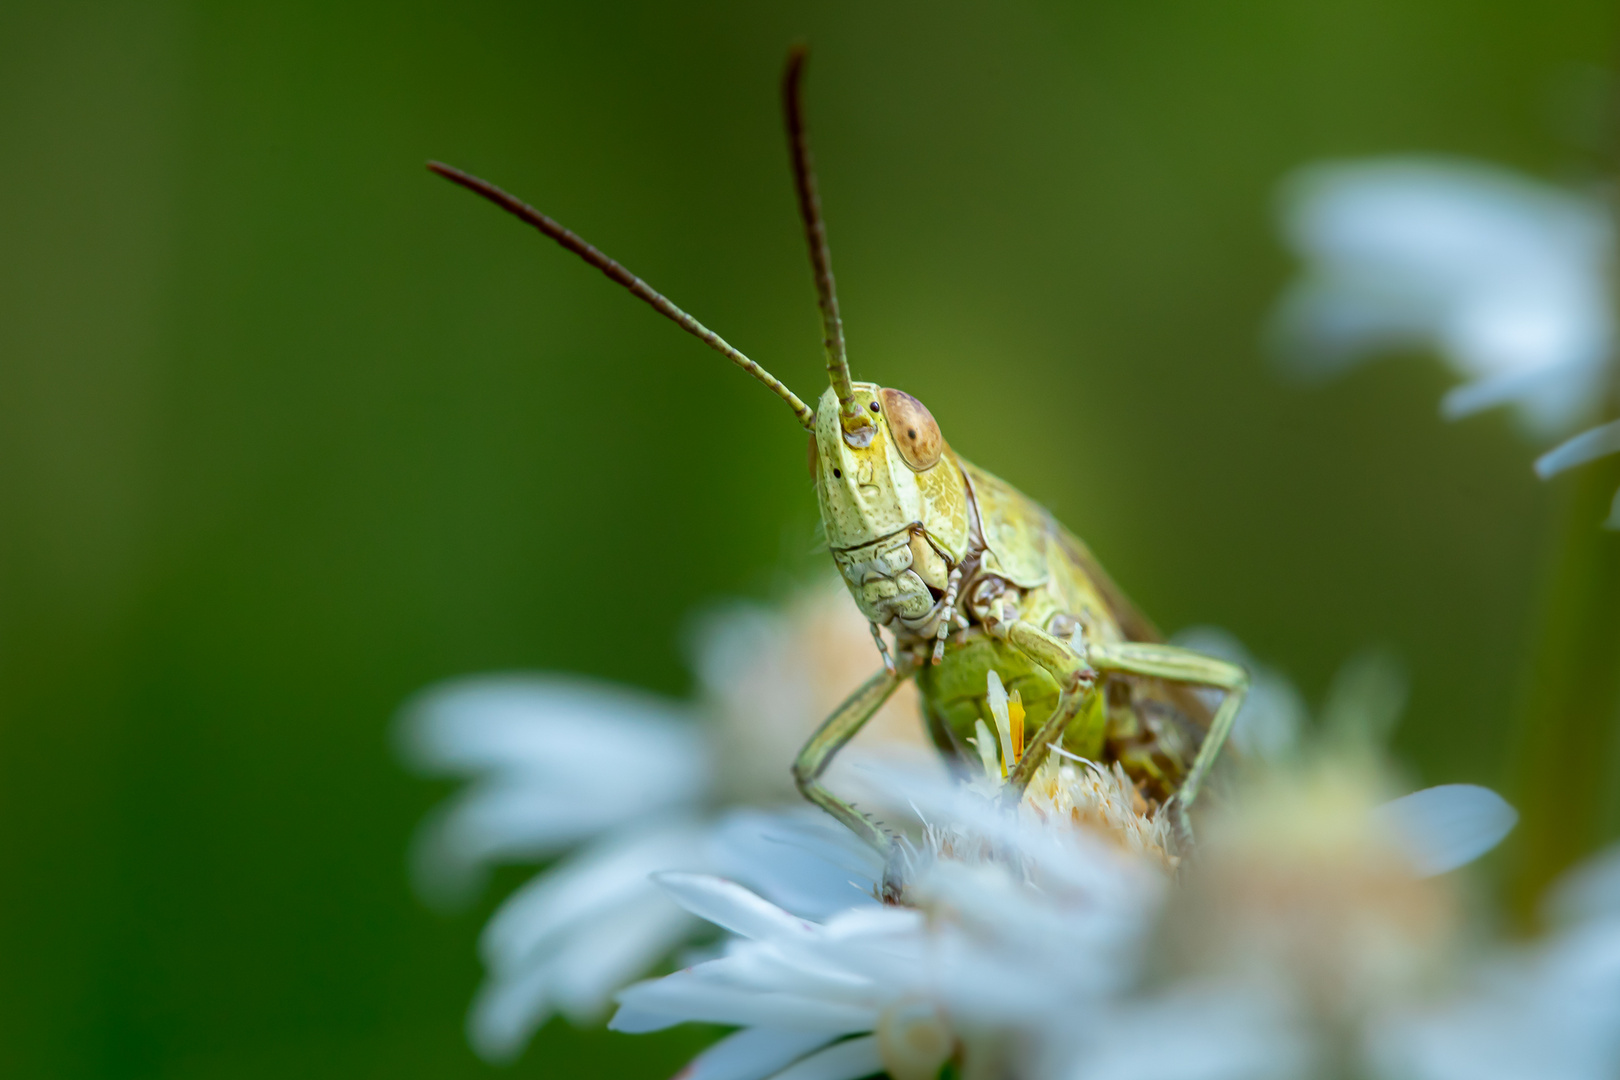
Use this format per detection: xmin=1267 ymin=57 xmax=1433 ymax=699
xmin=782 ymin=46 xmax=858 ymax=419
xmin=428 ymin=161 xmax=816 ymax=431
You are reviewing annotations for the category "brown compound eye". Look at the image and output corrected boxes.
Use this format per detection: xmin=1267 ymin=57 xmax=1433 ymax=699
xmin=878 ymin=388 xmax=943 ymax=471
xmin=807 ymin=432 xmax=819 ymax=479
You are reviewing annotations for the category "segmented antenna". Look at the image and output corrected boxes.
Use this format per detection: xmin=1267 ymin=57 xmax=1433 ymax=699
xmin=428 ymin=161 xmax=816 ymax=431
xmin=782 ymin=46 xmax=857 ymax=417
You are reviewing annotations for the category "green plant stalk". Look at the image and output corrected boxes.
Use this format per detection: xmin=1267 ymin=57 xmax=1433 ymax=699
xmin=1508 ymin=451 xmax=1620 ymax=920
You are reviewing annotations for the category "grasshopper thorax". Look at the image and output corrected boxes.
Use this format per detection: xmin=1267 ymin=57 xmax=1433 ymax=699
xmin=812 ymin=383 xmax=973 ymax=637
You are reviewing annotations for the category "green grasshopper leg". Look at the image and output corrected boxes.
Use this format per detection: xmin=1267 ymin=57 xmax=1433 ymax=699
xmin=1084 ymin=640 xmax=1249 ymax=841
xmin=999 ymin=628 xmax=1248 ymax=839
xmin=1002 ymin=621 xmax=1100 ymax=791
xmin=1085 ymin=641 xmax=1249 ymax=810
xmin=792 ymin=660 xmax=913 ymax=854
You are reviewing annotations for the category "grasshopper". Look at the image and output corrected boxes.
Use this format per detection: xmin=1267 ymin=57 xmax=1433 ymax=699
xmin=429 ymin=48 xmax=1247 ymax=855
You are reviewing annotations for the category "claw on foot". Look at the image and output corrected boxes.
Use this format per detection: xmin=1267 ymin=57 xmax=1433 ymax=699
xmin=1070 ymin=669 xmax=1098 ymax=695
xmin=879 ymin=843 xmax=910 ymax=904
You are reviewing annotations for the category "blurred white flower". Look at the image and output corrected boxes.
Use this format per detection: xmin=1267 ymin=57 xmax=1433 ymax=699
xmin=609 ymin=744 xmax=1519 ymax=1080
xmin=1373 ymin=843 xmax=1620 ymax=1080
xmin=399 ymin=677 xmax=712 ymax=909
xmin=687 ymin=585 xmax=940 ymax=810
xmin=1274 ymin=157 xmax=1620 ymax=525
xmin=396 ymin=579 xmax=929 ymax=1062
xmin=400 ymin=584 xmax=1596 ymax=1080
xmin=612 ymin=875 xmax=934 ymax=1080
xmin=612 ymin=765 xmax=1171 ymax=1080
xmin=1273 ymin=157 xmax=1614 ymax=439
xmin=1066 ymin=761 xmax=1518 ymax=1080
xmin=1534 ymin=416 xmax=1620 ymax=526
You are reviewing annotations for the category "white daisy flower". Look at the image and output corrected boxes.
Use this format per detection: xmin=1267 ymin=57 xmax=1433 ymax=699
xmin=1372 ymin=842 xmax=1620 ymax=1080
xmin=398 ymin=676 xmax=713 ymax=910
xmin=1273 ymin=157 xmax=1614 ymax=440
xmin=611 ymin=874 xmax=935 ymax=1080
xmin=1062 ymin=753 xmax=1519 ymax=1080
xmin=401 ymin=585 xmax=1559 ymax=1080
xmin=1274 ymin=156 xmax=1620 ymax=525
xmin=396 ymin=579 xmax=929 ymax=1062
xmin=612 ymin=775 xmax=1171 ymax=1080
xmin=609 ymin=731 xmax=1518 ymax=1080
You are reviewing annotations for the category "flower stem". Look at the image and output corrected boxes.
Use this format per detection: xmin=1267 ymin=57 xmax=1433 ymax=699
xmin=1507 ymin=451 xmax=1620 ymax=920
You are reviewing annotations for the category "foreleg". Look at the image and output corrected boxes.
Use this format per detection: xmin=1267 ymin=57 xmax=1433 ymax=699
xmin=792 ymin=661 xmax=912 ymax=853
xmin=1000 ymin=621 xmax=1099 ymax=790
xmin=995 ymin=629 xmax=1247 ymax=813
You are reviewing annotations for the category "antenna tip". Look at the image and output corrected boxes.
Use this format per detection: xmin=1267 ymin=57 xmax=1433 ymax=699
xmin=783 ymin=42 xmax=809 ymax=86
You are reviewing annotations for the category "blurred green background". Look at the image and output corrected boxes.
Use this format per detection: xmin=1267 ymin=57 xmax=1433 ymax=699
xmin=0 ymin=1 xmax=1613 ymax=1076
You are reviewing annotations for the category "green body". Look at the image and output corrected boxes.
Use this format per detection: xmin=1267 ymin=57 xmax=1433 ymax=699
xmin=916 ymin=629 xmax=1109 ymax=771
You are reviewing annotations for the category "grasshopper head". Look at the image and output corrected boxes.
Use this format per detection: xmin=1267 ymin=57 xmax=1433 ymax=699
xmin=812 ymin=383 xmax=972 ymax=632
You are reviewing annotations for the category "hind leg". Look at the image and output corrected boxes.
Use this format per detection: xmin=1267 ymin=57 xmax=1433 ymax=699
xmin=1085 ymin=641 xmax=1248 ymax=836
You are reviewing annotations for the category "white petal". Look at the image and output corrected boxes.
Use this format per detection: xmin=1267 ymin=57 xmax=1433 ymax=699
xmin=700 ymin=938 xmax=891 ymax=1002
xmin=1282 ymin=160 xmax=1609 ymax=292
xmin=1274 ymin=157 xmax=1614 ymax=439
xmin=1081 ymin=986 xmax=1312 ymax=1080
xmin=409 ymin=780 xmax=676 ymax=908
xmin=466 ymin=962 xmax=553 ymax=1064
xmin=1538 ymin=917 xmax=1620 ymax=1000
xmin=1535 ymin=418 xmax=1620 ymax=478
xmin=706 ymin=809 xmax=883 ymax=921
xmin=971 ymin=720 xmax=1000 ymax=783
xmin=869 ymin=759 xmax=1162 ymax=904
xmin=465 ymin=892 xmax=699 ymax=1061
xmin=548 ymin=894 xmax=701 ymax=1020
xmin=1269 ymin=278 xmax=1434 ymax=381
xmin=607 ymin=1005 xmax=680 ymax=1034
xmin=613 ymin=974 xmax=877 ymax=1033
xmin=400 ymin=676 xmax=713 ymax=907
xmin=679 ymin=1028 xmax=840 ymax=1080
xmin=655 ymin=873 xmax=816 ymax=941
xmin=1442 ymin=361 xmax=1581 ymax=422
xmin=480 ymin=820 xmax=707 ymax=972
xmin=397 ymin=674 xmax=709 ymax=782
xmin=986 ymin=670 xmax=1014 ymax=771
xmin=1370 ymin=921 xmax=1620 ymax=1080
xmin=767 ymin=1035 xmax=882 ymax=1080
xmin=1374 ymin=784 xmax=1518 ymax=876
xmin=1319 ymin=648 xmax=1407 ymax=745
xmin=1545 ymin=844 xmax=1620 ymax=925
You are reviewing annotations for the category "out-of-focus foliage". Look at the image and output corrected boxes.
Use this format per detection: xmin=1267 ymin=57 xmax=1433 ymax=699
xmin=0 ymin=1 xmax=1611 ymax=1077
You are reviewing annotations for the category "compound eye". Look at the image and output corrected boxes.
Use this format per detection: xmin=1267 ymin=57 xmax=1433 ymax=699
xmin=807 ymin=432 xmax=819 ymax=479
xmin=879 ymin=388 xmax=943 ymax=471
